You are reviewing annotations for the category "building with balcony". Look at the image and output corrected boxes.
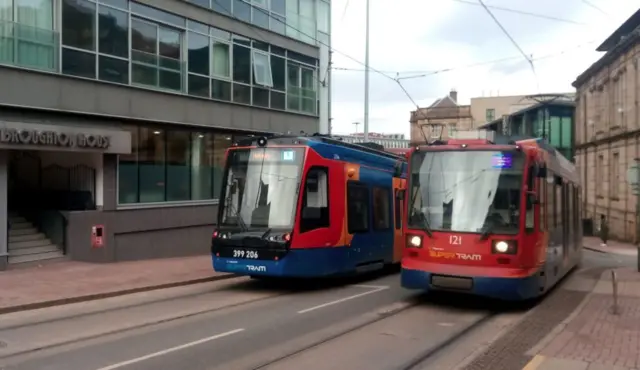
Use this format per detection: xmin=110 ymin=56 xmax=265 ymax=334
xmin=573 ymin=8 xmax=640 ymax=242
xmin=409 ymin=90 xmax=473 ymax=145
xmin=479 ymin=95 xmax=576 ymax=161
xmin=0 ymin=0 xmax=331 ymax=269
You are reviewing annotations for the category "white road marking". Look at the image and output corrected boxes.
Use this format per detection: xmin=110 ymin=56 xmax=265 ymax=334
xmin=297 ymin=286 xmax=389 ymax=314
xmin=95 ymin=328 xmax=245 ymax=370
xmin=351 ymin=284 xmax=388 ymax=289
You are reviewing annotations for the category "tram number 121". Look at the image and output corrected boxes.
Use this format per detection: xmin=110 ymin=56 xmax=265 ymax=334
xmin=233 ymin=249 xmax=259 ymax=259
xmin=449 ymin=235 xmax=462 ymax=245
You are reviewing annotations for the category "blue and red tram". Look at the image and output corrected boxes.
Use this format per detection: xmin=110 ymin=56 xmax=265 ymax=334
xmin=400 ymin=130 xmax=582 ymax=300
xmin=211 ymin=134 xmax=407 ymax=278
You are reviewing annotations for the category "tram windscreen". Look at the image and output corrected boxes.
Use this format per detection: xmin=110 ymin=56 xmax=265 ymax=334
xmin=408 ymin=150 xmax=526 ymax=234
xmin=219 ymin=147 xmax=304 ymax=229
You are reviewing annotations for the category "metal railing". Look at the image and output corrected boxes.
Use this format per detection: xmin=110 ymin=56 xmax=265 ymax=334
xmin=0 ymin=20 xmax=59 ymax=73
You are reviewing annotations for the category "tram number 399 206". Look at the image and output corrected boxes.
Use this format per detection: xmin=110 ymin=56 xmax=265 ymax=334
xmin=233 ymin=249 xmax=259 ymax=259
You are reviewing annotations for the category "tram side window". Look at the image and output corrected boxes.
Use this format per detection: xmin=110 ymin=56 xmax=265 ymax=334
xmin=372 ymin=187 xmax=391 ymax=230
xmin=394 ymin=189 xmax=404 ymax=229
xmin=525 ymin=166 xmax=535 ymax=233
xmin=544 ymin=174 xmax=554 ymax=230
xmin=347 ymin=182 xmax=370 ymax=233
xmin=300 ymin=167 xmax=330 ymax=233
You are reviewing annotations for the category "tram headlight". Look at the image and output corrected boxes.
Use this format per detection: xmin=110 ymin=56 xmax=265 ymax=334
xmin=492 ymin=240 xmax=517 ymax=255
xmin=408 ymin=235 xmax=422 ymax=248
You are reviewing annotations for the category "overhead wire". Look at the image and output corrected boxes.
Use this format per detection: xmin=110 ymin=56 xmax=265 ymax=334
xmin=476 ymin=0 xmax=540 ymax=92
xmin=581 ymin=0 xmax=610 ymax=17
xmin=450 ymin=0 xmax=588 ymax=25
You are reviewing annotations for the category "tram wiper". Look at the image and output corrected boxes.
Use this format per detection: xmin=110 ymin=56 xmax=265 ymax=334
xmin=261 ymin=228 xmax=272 ymax=239
xmin=479 ymin=223 xmax=493 ymax=241
xmin=418 ymin=212 xmax=433 ymax=238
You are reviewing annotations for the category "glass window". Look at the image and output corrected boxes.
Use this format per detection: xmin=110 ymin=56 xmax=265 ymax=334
xmin=300 ymin=167 xmax=329 ymax=233
xmin=232 ymin=0 xmax=251 ymax=23
xmin=287 ymin=62 xmax=300 ymax=110
xmin=130 ymin=2 xmax=186 ymax=27
xmin=188 ymin=74 xmax=210 ymax=97
xmin=271 ymin=91 xmax=285 ymax=109
xmin=212 ymin=134 xmax=232 ymax=199
xmin=252 ymin=6 xmax=269 ymax=28
xmin=212 ymin=79 xmax=231 ymax=101
xmin=373 ymin=187 xmax=391 ymax=230
xmin=253 ymin=87 xmax=269 ymax=107
xmin=98 ymin=5 xmax=128 ymax=58
xmin=211 ymin=0 xmax=231 ymax=15
xmin=188 ymin=31 xmax=209 ymax=75
xmin=300 ymin=67 xmax=315 ymax=113
xmin=98 ymin=55 xmax=128 ymax=84
xmin=270 ymin=14 xmax=285 ymax=34
xmin=299 ymin=0 xmax=313 ymax=17
xmin=191 ymin=132 xmax=214 ymax=200
xmin=271 ymin=55 xmax=285 ymax=90
xmin=138 ymin=127 xmax=166 ymax=203
xmin=118 ymin=126 xmax=139 ymax=204
xmin=131 ymin=18 xmax=157 ymax=54
xmin=211 ymin=28 xmax=231 ymax=41
xmin=270 ymin=0 xmax=285 ymax=14
xmin=285 ymin=0 xmax=298 ymax=13
xmin=132 ymin=63 xmax=157 ymax=86
xmin=62 ymin=0 xmax=95 ymax=51
xmin=211 ymin=41 xmax=230 ymax=78
xmin=317 ymin=1 xmax=329 ymax=33
xmin=233 ymin=83 xmax=251 ymax=104
xmin=166 ymin=130 xmax=191 ymax=201
xmin=11 ymin=0 xmax=55 ymax=71
xmin=251 ymin=0 xmax=267 ymax=7
xmin=62 ymin=48 xmax=96 ymax=78
xmin=347 ymin=182 xmax=370 ymax=233
xmin=232 ymin=44 xmax=251 ymax=83
xmin=252 ymin=50 xmax=273 ymax=87
xmin=159 ymin=27 xmax=181 ymax=67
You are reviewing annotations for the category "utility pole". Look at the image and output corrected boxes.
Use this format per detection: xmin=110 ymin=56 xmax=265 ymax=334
xmin=363 ymin=0 xmax=370 ymax=142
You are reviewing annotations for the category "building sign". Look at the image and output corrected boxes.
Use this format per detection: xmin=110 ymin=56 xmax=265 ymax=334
xmin=0 ymin=128 xmax=110 ymax=149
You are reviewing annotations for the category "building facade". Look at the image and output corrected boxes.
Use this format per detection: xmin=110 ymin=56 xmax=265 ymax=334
xmin=470 ymin=94 xmax=538 ymax=127
xmin=574 ymin=9 xmax=640 ymax=242
xmin=480 ymin=99 xmax=576 ymax=161
xmin=334 ymin=132 xmax=409 ymax=149
xmin=0 ymin=0 xmax=332 ymax=269
xmin=409 ymin=90 xmax=473 ymax=145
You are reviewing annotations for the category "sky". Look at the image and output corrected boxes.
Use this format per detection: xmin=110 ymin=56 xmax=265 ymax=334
xmin=329 ymin=0 xmax=640 ymax=137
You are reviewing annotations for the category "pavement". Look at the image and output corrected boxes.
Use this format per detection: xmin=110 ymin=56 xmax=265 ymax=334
xmin=583 ymin=236 xmax=638 ymax=257
xmin=522 ymin=241 xmax=640 ymax=370
xmin=0 ymin=256 xmax=234 ymax=314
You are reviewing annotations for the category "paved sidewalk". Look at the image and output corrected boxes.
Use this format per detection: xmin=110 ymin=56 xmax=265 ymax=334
xmin=523 ymin=267 xmax=640 ymax=370
xmin=0 ymin=256 xmax=234 ymax=314
xmin=583 ymin=236 xmax=638 ymax=257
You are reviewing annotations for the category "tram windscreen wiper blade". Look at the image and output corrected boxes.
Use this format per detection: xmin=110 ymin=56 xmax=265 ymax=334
xmin=479 ymin=223 xmax=493 ymax=241
xmin=418 ymin=212 xmax=433 ymax=238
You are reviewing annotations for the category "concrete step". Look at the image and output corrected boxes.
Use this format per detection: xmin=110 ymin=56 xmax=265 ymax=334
xmin=9 ymin=244 xmax=60 ymax=256
xmin=9 ymin=227 xmax=38 ymax=236
xmin=8 ymin=216 xmax=27 ymax=224
xmin=9 ymin=237 xmax=52 ymax=250
xmin=8 ymin=250 xmax=64 ymax=264
xmin=9 ymin=232 xmax=47 ymax=243
xmin=10 ymin=221 xmax=35 ymax=230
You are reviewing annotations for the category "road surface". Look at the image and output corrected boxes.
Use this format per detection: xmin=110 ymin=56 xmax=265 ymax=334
xmin=0 ymin=249 xmax=634 ymax=370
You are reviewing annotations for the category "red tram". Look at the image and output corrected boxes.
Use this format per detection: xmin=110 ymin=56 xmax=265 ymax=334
xmin=400 ymin=130 xmax=582 ymax=301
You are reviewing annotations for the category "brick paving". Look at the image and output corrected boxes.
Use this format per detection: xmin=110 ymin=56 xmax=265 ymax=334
xmin=584 ymin=236 xmax=638 ymax=256
xmin=525 ymin=268 xmax=640 ymax=370
xmin=0 ymin=256 xmax=233 ymax=314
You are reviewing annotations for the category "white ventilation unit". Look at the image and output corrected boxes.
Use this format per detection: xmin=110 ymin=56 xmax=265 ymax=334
xmin=449 ymin=130 xmax=496 ymax=142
